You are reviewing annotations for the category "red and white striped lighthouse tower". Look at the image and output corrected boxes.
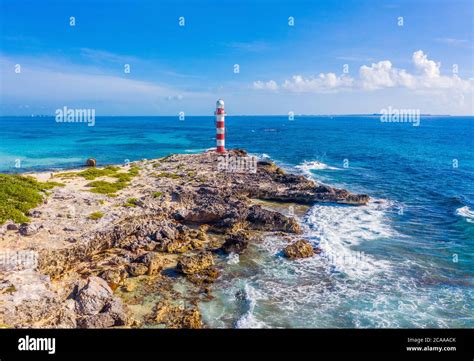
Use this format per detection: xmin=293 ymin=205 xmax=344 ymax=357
xmin=215 ymin=99 xmax=226 ymax=153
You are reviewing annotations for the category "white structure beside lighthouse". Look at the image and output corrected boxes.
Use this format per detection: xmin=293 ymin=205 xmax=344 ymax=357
xmin=215 ymin=99 xmax=226 ymax=153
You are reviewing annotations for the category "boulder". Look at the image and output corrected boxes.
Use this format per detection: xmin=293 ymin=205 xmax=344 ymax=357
xmin=74 ymin=276 xmax=113 ymax=316
xmin=26 ymin=210 xmax=42 ymax=218
xmin=74 ymin=277 xmax=128 ymax=328
xmin=18 ymin=223 xmax=42 ymax=236
xmin=156 ymin=238 xmax=190 ymax=254
xmin=56 ymin=299 xmax=78 ymax=328
xmin=134 ymin=252 xmax=164 ymax=276
xmin=150 ymin=302 xmax=202 ymax=329
xmin=6 ymin=223 xmax=18 ymax=231
xmin=99 ymin=268 xmax=125 ymax=286
xmin=127 ymin=263 xmax=148 ymax=277
xmin=155 ymin=227 xmax=207 ymax=253
xmin=86 ymin=158 xmax=96 ymax=167
xmin=221 ymin=231 xmax=249 ymax=254
xmin=77 ymin=298 xmax=127 ymax=328
xmin=63 ymin=226 xmax=79 ymax=232
xmin=186 ymin=267 xmax=220 ymax=285
xmin=160 ymin=226 xmax=176 ymax=240
xmin=283 ymin=239 xmax=314 ymax=259
xmin=177 ymin=252 xmax=214 ymax=275
xmin=246 ymin=205 xmax=302 ymax=234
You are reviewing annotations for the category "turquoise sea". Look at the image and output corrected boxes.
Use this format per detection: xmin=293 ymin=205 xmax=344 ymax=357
xmin=0 ymin=115 xmax=473 ymax=328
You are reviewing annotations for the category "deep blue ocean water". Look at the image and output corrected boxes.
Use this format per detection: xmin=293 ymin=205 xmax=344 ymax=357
xmin=0 ymin=115 xmax=473 ymax=327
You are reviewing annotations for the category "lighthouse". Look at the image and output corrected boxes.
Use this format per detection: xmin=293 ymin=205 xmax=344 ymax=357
xmin=215 ymin=99 xmax=226 ymax=153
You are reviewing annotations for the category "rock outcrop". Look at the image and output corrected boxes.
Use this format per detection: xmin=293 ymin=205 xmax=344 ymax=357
xmin=74 ymin=277 xmax=128 ymax=328
xmin=0 ymin=149 xmax=369 ymax=328
xmin=133 ymin=252 xmax=164 ymax=276
xmin=148 ymin=301 xmax=202 ymax=328
xmin=177 ymin=252 xmax=214 ymax=275
xmin=18 ymin=223 xmax=42 ymax=236
xmin=283 ymin=239 xmax=315 ymax=259
xmin=221 ymin=230 xmax=250 ymax=254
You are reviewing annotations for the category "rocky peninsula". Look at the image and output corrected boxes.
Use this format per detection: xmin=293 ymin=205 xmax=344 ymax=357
xmin=0 ymin=150 xmax=369 ymax=328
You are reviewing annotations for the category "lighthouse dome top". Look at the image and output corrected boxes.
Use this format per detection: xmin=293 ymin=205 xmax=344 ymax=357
xmin=216 ymin=99 xmax=225 ymax=109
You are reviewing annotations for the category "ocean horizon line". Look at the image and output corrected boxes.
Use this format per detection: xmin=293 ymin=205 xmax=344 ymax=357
xmin=1 ymin=113 xmax=470 ymax=118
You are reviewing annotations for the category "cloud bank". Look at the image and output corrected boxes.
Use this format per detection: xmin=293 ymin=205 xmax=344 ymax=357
xmin=253 ymin=50 xmax=473 ymax=95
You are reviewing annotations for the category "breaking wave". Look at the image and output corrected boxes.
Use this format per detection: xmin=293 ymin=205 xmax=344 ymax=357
xmin=226 ymin=253 xmax=240 ymax=265
xmin=295 ymin=160 xmax=340 ymax=176
xmin=235 ymin=283 xmax=268 ymax=328
xmin=303 ymin=200 xmax=395 ymax=277
xmin=456 ymin=206 xmax=474 ymax=223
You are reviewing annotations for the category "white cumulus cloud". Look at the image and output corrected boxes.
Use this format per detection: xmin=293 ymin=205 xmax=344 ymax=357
xmin=412 ymin=50 xmax=440 ymax=78
xmin=359 ymin=60 xmax=402 ymax=90
xmin=281 ymin=73 xmax=353 ymax=92
xmin=253 ymin=50 xmax=473 ymax=95
xmin=253 ymin=80 xmax=279 ymax=90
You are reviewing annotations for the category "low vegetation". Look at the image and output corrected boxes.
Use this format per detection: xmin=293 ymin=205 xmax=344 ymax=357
xmin=54 ymin=171 xmax=78 ymax=179
xmin=85 ymin=180 xmax=127 ymax=196
xmin=123 ymin=198 xmax=139 ymax=207
xmin=0 ymin=164 xmax=139 ymax=224
xmin=84 ymin=166 xmax=140 ymax=196
xmin=0 ymin=174 xmax=64 ymax=224
xmin=88 ymin=211 xmax=104 ymax=220
xmin=77 ymin=165 xmax=121 ymax=180
xmin=57 ymin=165 xmax=140 ymax=180
xmin=153 ymin=172 xmax=181 ymax=180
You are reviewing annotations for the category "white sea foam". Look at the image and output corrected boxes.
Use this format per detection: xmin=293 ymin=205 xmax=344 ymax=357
xmin=201 ymin=159 xmax=470 ymax=328
xmin=248 ymin=153 xmax=271 ymax=161
xmin=456 ymin=206 xmax=474 ymax=223
xmin=227 ymin=253 xmax=240 ymax=265
xmin=234 ymin=161 xmax=398 ymax=326
xmin=235 ymin=283 xmax=268 ymax=328
xmin=202 ymin=197 xmax=465 ymax=328
xmin=254 ymin=197 xmax=395 ymax=279
xmin=303 ymin=200 xmax=394 ymax=277
xmin=295 ymin=160 xmax=340 ymax=176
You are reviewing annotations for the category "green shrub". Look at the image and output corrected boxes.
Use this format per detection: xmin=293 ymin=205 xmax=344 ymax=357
xmin=77 ymin=167 xmax=118 ymax=180
xmin=83 ymin=166 xmax=140 ymax=196
xmin=123 ymin=197 xmax=139 ymax=207
xmin=153 ymin=172 xmax=181 ymax=179
xmin=113 ymin=172 xmax=133 ymax=182
xmin=0 ymin=174 xmax=62 ymax=224
xmin=41 ymin=181 xmax=65 ymax=189
xmin=127 ymin=167 xmax=140 ymax=176
xmin=85 ymin=180 xmax=128 ymax=196
xmin=89 ymin=211 xmax=104 ymax=220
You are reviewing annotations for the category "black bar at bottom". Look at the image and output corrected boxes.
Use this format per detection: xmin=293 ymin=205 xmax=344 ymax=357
xmin=0 ymin=329 xmax=472 ymax=357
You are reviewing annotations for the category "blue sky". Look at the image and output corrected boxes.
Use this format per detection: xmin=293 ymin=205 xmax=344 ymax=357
xmin=1 ymin=0 xmax=473 ymax=115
